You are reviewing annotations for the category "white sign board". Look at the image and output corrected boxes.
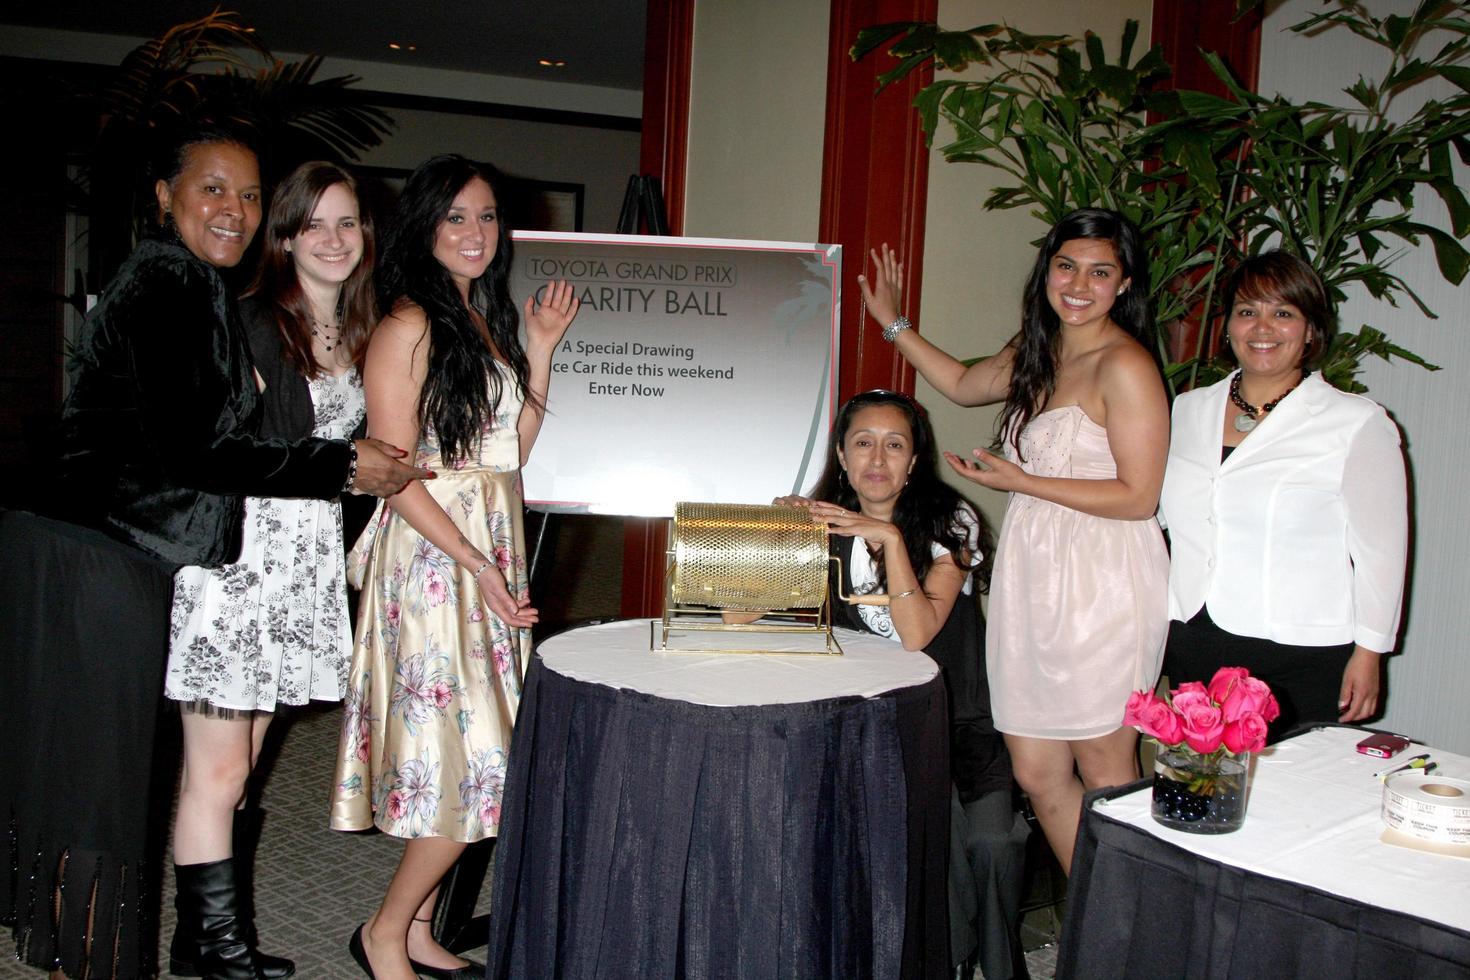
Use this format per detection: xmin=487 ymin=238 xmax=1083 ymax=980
xmin=511 ymin=231 xmax=839 ymax=517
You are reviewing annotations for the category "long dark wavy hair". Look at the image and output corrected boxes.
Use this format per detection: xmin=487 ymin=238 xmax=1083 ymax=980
xmin=997 ymin=208 xmax=1151 ymax=459
xmin=376 ymin=154 xmax=530 ymax=466
xmin=808 ymin=390 xmax=987 ymax=588
xmin=244 ymin=162 xmax=377 ymax=378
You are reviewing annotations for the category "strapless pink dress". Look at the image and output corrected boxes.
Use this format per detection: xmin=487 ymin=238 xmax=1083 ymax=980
xmin=986 ymin=406 xmax=1167 ymax=739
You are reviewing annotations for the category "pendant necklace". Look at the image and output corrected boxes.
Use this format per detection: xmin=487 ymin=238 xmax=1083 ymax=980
xmin=310 ymin=318 xmax=340 ymax=353
xmin=1230 ymin=371 xmax=1302 ymax=433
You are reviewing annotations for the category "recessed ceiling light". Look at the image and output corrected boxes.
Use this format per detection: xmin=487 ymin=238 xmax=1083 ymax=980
xmin=538 ymin=58 xmax=567 ymax=68
xmin=387 ymin=41 xmax=417 ymax=52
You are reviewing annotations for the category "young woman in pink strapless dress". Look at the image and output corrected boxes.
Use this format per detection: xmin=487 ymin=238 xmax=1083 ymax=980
xmin=859 ymin=209 xmax=1169 ymax=873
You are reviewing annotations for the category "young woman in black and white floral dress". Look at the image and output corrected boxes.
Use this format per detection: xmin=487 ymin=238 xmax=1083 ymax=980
xmin=165 ymin=161 xmax=376 ymax=976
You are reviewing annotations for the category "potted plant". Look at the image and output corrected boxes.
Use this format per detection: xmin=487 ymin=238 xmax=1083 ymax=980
xmin=78 ymin=9 xmax=393 ymax=282
xmin=852 ymin=1 xmax=1470 ymax=394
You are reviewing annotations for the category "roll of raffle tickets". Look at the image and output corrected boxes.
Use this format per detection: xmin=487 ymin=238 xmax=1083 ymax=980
xmin=1381 ymin=773 xmax=1470 ymax=846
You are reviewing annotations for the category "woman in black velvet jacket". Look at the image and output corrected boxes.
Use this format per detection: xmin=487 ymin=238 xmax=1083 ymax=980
xmin=0 ymin=127 xmax=425 ymax=980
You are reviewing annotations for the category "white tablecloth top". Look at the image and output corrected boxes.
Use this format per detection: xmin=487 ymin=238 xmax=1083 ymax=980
xmin=537 ymin=618 xmax=938 ymax=707
xmin=1095 ymin=725 xmax=1470 ymax=932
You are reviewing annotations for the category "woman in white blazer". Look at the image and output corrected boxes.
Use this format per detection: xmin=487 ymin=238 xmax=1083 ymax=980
xmin=1158 ymin=251 xmax=1408 ymax=738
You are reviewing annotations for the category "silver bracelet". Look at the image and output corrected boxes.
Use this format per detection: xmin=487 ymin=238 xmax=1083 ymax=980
xmin=470 ymin=558 xmax=492 ymax=579
xmin=890 ymin=587 xmax=920 ymax=600
xmin=882 ymin=316 xmax=912 ymax=343
xmin=341 ymin=442 xmax=359 ymax=493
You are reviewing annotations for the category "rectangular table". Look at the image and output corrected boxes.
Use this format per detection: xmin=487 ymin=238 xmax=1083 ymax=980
xmin=1059 ymin=725 xmax=1470 ymax=978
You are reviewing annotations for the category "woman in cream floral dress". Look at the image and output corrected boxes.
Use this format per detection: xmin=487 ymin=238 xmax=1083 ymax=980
xmin=330 ymin=154 xmax=578 ymax=980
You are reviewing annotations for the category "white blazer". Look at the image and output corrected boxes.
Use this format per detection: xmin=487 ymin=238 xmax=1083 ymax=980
xmin=1158 ymin=371 xmax=1407 ymax=651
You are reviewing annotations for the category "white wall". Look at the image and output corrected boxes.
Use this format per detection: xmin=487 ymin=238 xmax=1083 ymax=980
xmin=920 ymin=0 xmax=1153 ymax=536
xmin=681 ymin=0 xmax=830 ymax=241
xmin=1259 ymin=1 xmax=1470 ymax=754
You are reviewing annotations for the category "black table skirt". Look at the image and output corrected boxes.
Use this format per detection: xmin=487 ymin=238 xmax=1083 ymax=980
xmin=487 ymin=655 xmax=950 ymax=979
xmin=1059 ymin=781 xmax=1470 ymax=980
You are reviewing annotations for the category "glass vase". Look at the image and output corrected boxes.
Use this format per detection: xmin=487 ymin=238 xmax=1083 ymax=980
xmin=1150 ymin=748 xmax=1252 ymax=834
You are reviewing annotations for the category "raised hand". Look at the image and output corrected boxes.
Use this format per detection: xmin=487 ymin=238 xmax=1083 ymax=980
xmin=856 ymin=243 xmax=904 ymax=331
xmin=523 ymin=279 xmax=580 ymax=355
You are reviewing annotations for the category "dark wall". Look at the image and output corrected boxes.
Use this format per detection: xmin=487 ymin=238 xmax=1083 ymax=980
xmin=0 ymin=59 xmax=91 ymax=507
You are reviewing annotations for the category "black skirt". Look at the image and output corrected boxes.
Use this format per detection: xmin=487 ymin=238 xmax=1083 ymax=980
xmin=0 ymin=510 xmax=176 ymax=978
xmin=1165 ymin=606 xmax=1354 ymax=742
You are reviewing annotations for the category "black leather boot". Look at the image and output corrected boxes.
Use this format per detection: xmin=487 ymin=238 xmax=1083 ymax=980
xmin=229 ymin=809 xmax=295 ymax=978
xmin=169 ymin=859 xmax=264 ymax=979
xmin=170 ymin=852 xmax=294 ymax=975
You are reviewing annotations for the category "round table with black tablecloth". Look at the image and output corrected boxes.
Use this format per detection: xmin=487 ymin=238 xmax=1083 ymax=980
xmin=486 ymin=619 xmax=951 ymax=979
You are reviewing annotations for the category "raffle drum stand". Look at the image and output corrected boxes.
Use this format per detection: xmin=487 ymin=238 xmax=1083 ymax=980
xmin=652 ymin=502 xmax=888 ymax=655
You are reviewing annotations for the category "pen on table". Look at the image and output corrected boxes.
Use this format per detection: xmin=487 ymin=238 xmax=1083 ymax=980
xmin=1376 ymin=754 xmax=1430 ymax=780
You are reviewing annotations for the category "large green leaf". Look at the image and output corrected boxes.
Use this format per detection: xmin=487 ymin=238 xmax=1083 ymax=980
xmin=1404 ymin=221 xmax=1470 ymax=282
xmin=877 ymin=50 xmax=939 ymax=90
xmin=1386 ymin=57 xmax=1437 ymax=92
xmin=931 ymin=32 xmax=987 ymax=71
xmin=1132 ymin=44 xmax=1172 ymax=81
xmin=1430 ymin=176 xmax=1470 ymax=238
xmin=1437 ymin=64 xmax=1470 ymax=94
xmin=1119 ymin=18 xmax=1139 ymax=66
xmin=1199 ymin=50 xmax=1256 ymax=104
xmin=851 ymin=22 xmax=923 ymax=63
xmin=1175 ymin=90 xmax=1244 ymax=117
xmin=1089 ymin=65 xmax=1139 ymax=106
xmin=1343 ymin=78 xmax=1379 ymax=110
xmin=1085 ymin=32 xmax=1106 ymax=71
xmin=1384 ymin=15 xmax=1413 ymax=54
xmin=1322 ymin=326 xmax=1441 ymax=393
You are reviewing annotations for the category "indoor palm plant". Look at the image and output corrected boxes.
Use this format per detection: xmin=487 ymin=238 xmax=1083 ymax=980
xmin=78 ymin=9 xmax=393 ymax=283
xmin=852 ymin=0 xmax=1470 ymax=394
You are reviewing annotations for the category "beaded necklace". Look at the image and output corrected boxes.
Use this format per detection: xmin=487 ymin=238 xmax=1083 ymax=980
xmin=1229 ymin=371 xmax=1303 ymax=433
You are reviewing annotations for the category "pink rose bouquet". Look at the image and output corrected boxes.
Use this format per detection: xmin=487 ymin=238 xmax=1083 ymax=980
xmin=1124 ymin=666 xmax=1280 ymax=760
xmin=1136 ymin=668 xmax=1278 ymax=827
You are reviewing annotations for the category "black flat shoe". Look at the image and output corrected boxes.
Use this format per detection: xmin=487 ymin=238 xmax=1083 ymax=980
xmin=348 ymin=925 xmax=377 ymax=979
xmin=407 ymin=955 xmax=484 ymax=980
